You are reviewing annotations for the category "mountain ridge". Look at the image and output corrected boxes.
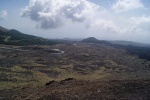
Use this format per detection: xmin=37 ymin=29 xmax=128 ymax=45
xmin=81 ymin=37 xmax=150 ymax=48
xmin=81 ymin=37 xmax=112 ymax=45
xmin=81 ymin=37 xmax=150 ymax=61
xmin=110 ymin=40 xmax=150 ymax=48
xmin=0 ymin=26 xmax=58 ymax=46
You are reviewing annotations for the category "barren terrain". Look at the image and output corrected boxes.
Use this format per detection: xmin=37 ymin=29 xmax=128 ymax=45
xmin=0 ymin=43 xmax=150 ymax=99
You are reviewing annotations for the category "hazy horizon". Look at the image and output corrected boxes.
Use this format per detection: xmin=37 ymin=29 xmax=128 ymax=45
xmin=0 ymin=0 xmax=150 ymax=44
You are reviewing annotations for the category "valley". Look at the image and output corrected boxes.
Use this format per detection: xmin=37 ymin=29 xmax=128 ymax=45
xmin=0 ymin=43 xmax=150 ymax=90
xmin=1 ymin=0 xmax=150 ymax=99
xmin=0 ymin=26 xmax=150 ymax=100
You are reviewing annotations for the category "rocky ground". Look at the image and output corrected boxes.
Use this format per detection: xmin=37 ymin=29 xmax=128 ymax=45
xmin=1 ymin=78 xmax=150 ymax=100
xmin=0 ymin=44 xmax=150 ymax=99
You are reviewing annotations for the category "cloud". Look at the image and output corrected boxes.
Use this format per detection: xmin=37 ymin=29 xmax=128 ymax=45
xmin=21 ymin=0 xmax=126 ymax=34
xmin=112 ymin=0 xmax=144 ymax=12
xmin=130 ymin=16 xmax=150 ymax=25
xmin=90 ymin=15 xmax=150 ymax=35
xmin=0 ymin=10 xmax=8 ymax=20
xmin=89 ymin=18 xmax=119 ymax=33
xmin=22 ymin=0 xmax=101 ymax=29
xmin=21 ymin=0 xmax=150 ymax=41
xmin=129 ymin=16 xmax=150 ymax=32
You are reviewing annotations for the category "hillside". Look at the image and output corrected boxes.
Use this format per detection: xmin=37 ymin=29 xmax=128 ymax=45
xmin=82 ymin=37 xmax=112 ymax=45
xmin=0 ymin=31 xmax=150 ymax=99
xmin=82 ymin=37 xmax=150 ymax=48
xmin=81 ymin=37 xmax=150 ymax=61
xmin=110 ymin=40 xmax=150 ymax=48
xmin=0 ymin=26 xmax=57 ymax=46
xmin=0 ymin=44 xmax=150 ymax=99
xmin=0 ymin=44 xmax=150 ymax=89
xmin=3 ymin=79 xmax=150 ymax=100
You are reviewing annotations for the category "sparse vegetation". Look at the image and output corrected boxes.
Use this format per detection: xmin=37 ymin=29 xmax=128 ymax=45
xmin=1 ymin=29 xmax=150 ymax=99
xmin=0 ymin=26 xmax=58 ymax=46
xmin=0 ymin=43 xmax=150 ymax=91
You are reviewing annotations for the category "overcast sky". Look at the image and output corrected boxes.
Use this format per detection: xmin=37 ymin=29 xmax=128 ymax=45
xmin=0 ymin=0 xmax=150 ymax=44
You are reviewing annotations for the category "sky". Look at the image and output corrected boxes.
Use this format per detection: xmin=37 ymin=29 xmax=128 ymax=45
xmin=0 ymin=0 xmax=150 ymax=44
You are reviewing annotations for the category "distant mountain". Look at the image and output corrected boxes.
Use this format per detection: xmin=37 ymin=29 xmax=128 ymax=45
xmin=0 ymin=26 xmax=58 ymax=46
xmin=81 ymin=37 xmax=150 ymax=61
xmin=82 ymin=37 xmax=150 ymax=48
xmin=110 ymin=41 xmax=150 ymax=48
xmin=81 ymin=37 xmax=112 ymax=45
xmin=62 ymin=38 xmax=83 ymax=41
xmin=0 ymin=26 xmax=9 ymax=32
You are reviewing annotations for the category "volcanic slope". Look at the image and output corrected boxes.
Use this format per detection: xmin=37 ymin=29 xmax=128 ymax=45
xmin=4 ymin=79 xmax=150 ymax=100
xmin=0 ymin=26 xmax=57 ymax=46
xmin=1 ymin=43 xmax=150 ymax=99
xmin=0 ymin=44 xmax=150 ymax=89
